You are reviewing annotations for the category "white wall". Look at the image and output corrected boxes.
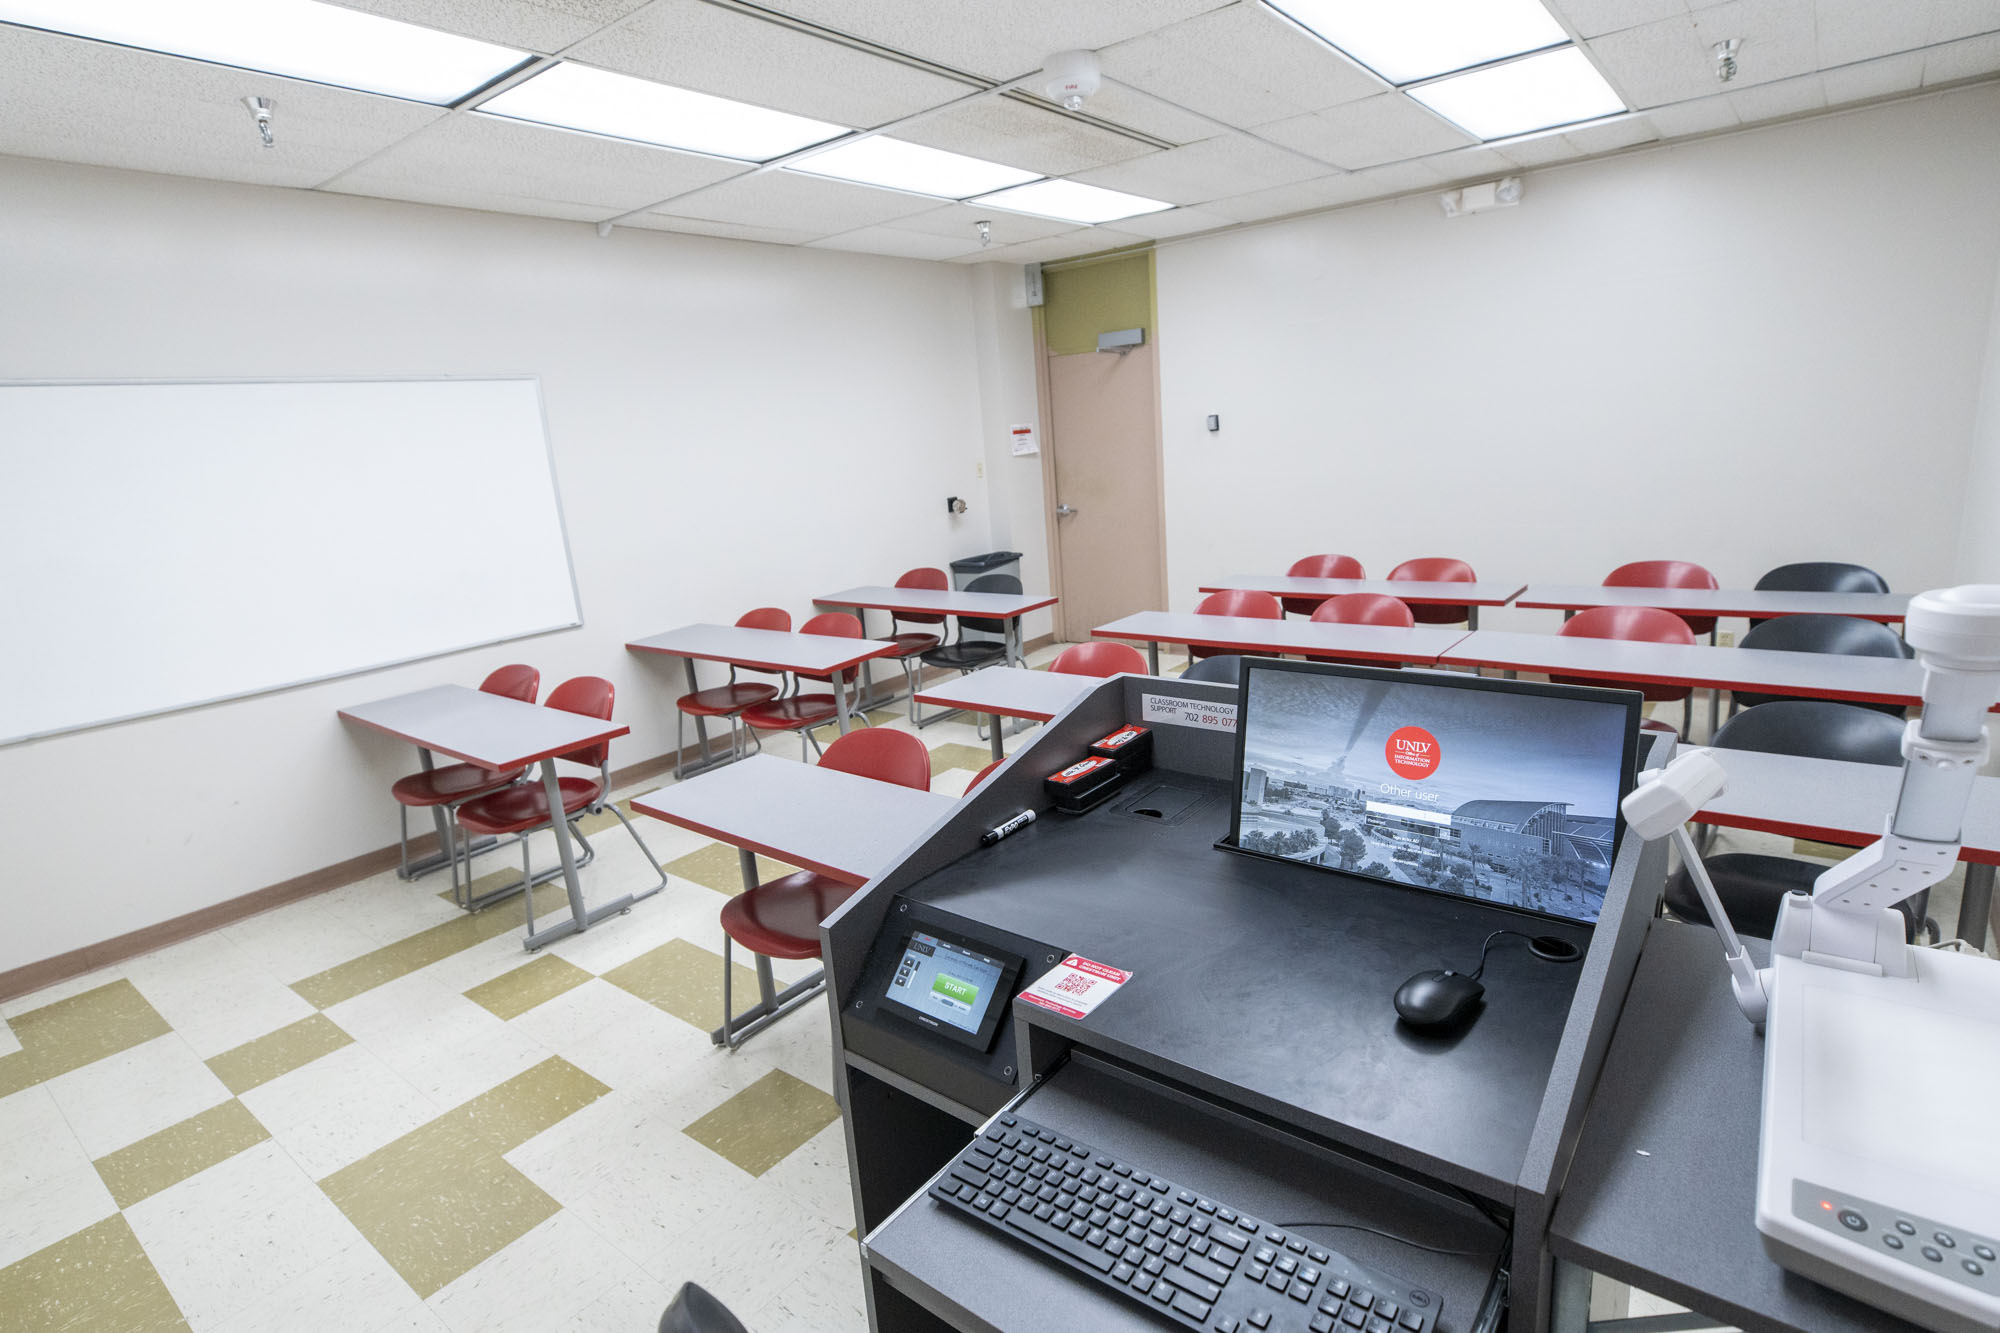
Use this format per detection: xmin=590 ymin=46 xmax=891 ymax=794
xmin=1157 ymin=86 xmax=2000 ymax=618
xmin=969 ymin=262 xmax=1053 ymax=644
xmin=1959 ymin=248 xmax=2000 ymax=585
xmin=0 ymin=156 xmax=1017 ymax=973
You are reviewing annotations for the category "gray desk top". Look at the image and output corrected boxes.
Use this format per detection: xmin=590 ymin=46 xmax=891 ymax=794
xmin=1549 ymin=921 xmax=1928 ymax=1333
xmin=1093 ymin=612 xmax=1471 ymax=663
xmin=1516 ymin=584 xmax=1910 ymax=622
xmin=1689 ymin=745 xmax=2000 ymax=864
xmin=1200 ymin=576 xmax=1524 ymax=606
xmin=815 ymin=585 xmax=1058 ymax=618
xmin=631 ymin=755 xmax=954 ymax=884
xmin=1439 ymin=631 xmax=1935 ymax=708
xmin=337 ymin=684 xmax=627 ymax=771
xmin=913 ymin=666 xmax=1099 ymax=722
xmin=625 ymin=623 xmax=898 ymax=675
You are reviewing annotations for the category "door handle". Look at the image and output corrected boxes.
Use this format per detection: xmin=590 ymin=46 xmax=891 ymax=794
xmin=1055 ymin=503 xmax=1078 ymax=517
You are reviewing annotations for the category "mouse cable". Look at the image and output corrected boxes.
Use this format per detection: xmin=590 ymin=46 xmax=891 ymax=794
xmin=1274 ymin=1220 xmax=1493 ymax=1258
xmin=1464 ymin=929 xmax=1529 ymax=981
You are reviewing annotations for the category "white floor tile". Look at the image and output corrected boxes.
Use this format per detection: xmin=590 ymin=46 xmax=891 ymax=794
xmin=0 ymin=1016 xmax=19 ymax=1058
xmin=222 ymin=900 xmax=384 ymax=988
xmin=0 ymin=1085 xmax=92 ymax=1206
xmin=43 ymin=1032 xmax=231 ymax=1157
xmin=426 ymin=1210 xmax=642 ymax=1333
xmin=132 ymin=967 xmax=321 ymax=1062
xmin=0 ymin=964 xmax=129 ymax=1021
xmin=553 ymin=1270 xmax=673 ymax=1332
xmin=0 ymin=1160 xmax=118 ymax=1271
xmin=207 ymin=1237 xmax=428 ymax=1333
xmin=348 ymin=991 xmax=552 ymax=1110
xmin=755 ymin=1121 xmax=856 ymax=1234
xmin=748 ymin=1239 xmax=870 ymax=1333
xmin=239 ymin=1041 xmax=440 ymax=1181
xmin=634 ymin=1178 xmax=847 ymax=1316
xmin=125 ymin=1139 xmax=361 ymax=1331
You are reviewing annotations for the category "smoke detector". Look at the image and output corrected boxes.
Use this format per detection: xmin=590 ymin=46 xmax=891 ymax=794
xmin=1042 ymin=50 xmax=1101 ymax=111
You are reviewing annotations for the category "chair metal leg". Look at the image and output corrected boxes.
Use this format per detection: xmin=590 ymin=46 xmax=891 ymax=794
xmin=603 ymin=801 xmax=668 ymax=898
xmin=521 ymin=835 xmax=536 ymax=939
xmin=712 ymin=933 xmax=825 ymax=1050
xmin=397 ymin=805 xmax=411 ymax=879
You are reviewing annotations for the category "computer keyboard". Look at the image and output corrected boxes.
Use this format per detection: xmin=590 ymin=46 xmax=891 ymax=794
xmin=929 ymin=1112 xmax=1440 ymax=1333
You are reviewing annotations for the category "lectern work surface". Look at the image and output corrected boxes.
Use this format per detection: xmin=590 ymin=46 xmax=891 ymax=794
xmin=901 ymin=775 xmax=1593 ymax=1201
xmin=1548 ymin=921 xmax=1928 ymax=1333
xmin=867 ymin=1056 xmax=1502 ymax=1333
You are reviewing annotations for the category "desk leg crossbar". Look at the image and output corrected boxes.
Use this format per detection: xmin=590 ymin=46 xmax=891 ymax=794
xmin=520 ymin=758 xmax=667 ymax=952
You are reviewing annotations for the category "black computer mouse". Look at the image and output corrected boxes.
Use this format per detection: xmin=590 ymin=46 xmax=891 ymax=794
xmin=1394 ymin=969 xmax=1486 ymax=1032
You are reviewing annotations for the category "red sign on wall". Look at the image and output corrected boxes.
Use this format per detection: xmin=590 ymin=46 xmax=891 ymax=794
xmin=1385 ymin=726 xmax=1440 ymax=779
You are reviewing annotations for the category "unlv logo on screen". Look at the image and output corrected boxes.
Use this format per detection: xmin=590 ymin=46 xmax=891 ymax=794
xmin=1385 ymin=726 xmax=1440 ymax=779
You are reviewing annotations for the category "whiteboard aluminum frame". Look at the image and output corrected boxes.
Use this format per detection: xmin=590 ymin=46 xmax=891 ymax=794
xmin=0 ymin=374 xmax=584 ymax=747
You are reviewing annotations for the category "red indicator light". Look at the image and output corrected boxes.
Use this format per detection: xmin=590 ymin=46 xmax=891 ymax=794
xmin=1821 ymin=1201 xmax=1834 ymax=1211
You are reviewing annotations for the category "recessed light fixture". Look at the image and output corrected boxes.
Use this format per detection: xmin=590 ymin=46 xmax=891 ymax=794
xmin=968 ymin=179 xmax=1172 ymax=225
xmin=478 ymin=62 xmax=846 ymax=162
xmin=1408 ymin=47 xmax=1625 ymax=140
xmin=790 ymin=137 xmax=1040 ymax=200
xmin=0 ymin=0 xmax=529 ymax=104
xmin=1269 ymin=0 xmax=1569 ymax=85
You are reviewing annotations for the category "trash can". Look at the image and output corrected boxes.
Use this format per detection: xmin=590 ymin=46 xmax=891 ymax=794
xmin=949 ymin=551 xmax=1022 ymax=648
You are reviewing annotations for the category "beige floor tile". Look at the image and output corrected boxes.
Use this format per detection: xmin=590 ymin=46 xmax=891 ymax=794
xmin=0 ymin=966 xmax=129 ymax=1022
xmin=464 ymin=955 xmax=592 ymax=1022
xmin=0 ymin=980 xmax=171 ymax=1099
xmin=206 ymin=1237 xmax=429 ymax=1333
xmin=927 ymin=742 xmax=994 ymax=779
xmin=0 ymin=1213 xmax=188 ymax=1333
xmin=426 ymin=1210 xmax=644 ymax=1333
xmin=205 ymin=1013 xmax=353 ymax=1096
xmin=603 ymin=937 xmax=768 ymax=1033
xmin=0 ymin=1016 xmax=20 ymax=1057
xmin=681 ymin=1069 xmax=841 ymax=1177
xmin=664 ymin=841 xmax=802 ymax=897
xmin=240 ymin=1041 xmax=440 ymax=1181
xmin=43 ymin=1034 xmax=232 ymax=1159
xmin=290 ymin=883 xmax=574 ymax=1010
xmin=125 ymin=1139 xmax=358 ymax=1330
xmin=94 ymin=1098 xmax=270 ymax=1210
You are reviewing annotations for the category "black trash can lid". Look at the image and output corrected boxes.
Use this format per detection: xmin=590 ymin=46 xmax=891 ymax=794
xmin=950 ymin=551 xmax=1022 ymax=572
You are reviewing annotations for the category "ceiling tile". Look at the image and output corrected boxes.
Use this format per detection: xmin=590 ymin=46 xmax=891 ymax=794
xmin=622 ymin=212 xmax=824 ymax=245
xmin=1636 ymin=95 xmax=1745 ymax=136
xmin=894 ymin=96 xmax=1156 ymax=176
xmin=0 ymin=25 xmax=443 ymax=189
xmin=808 ymin=225 xmax=985 ymax=259
xmin=1108 ymin=204 xmax=1238 ymax=238
xmin=324 ymin=0 xmax=648 ymax=55
xmin=1931 ymin=0 xmax=2000 ymax=43
xmin=1584 ymin=15 xmax=1714 ymax=106
xmin=1067 ymin=133 xmax=1329 ymax=205
xmin=1925 ymin=30 xmax=2000 ymax=82
xmin=325 ymin=180 xmax=610 ymax=220
xmin=1812 ymin=0 xmax=1932 ymax=67
xmin=564 ymin=0 xmax=970 ymax=127
xmin=1254 ymin=94 xmax=1475 ymax=170
xmin=883 ymin=203 xmax=1078 ymax=245
xmin=1721 ymin=71 xmax=1828 ymax=121
xmin=1820 ymin=49 xmax=1928 ymax=102
xmin=1558 ymin=114 xmax=1663 ymax=152
xmin=1550 ymin=0 xmax=1692 ymax=38
xmin=749 ymin=0 xmax=1226 ymax=80
xmin=326 ymin=113 xmax=745 ymax=213
xmin=1067 ymin=83 xmax=1222 ymax=146
xmin=1415 ymin=144 xmax=1533 ymax=183
xmin=1689 ymin=0 xmax=1820 ymax=86
xmin=653 ymin=168 xmax=939 ymax=232
xmin=960 ymin=228 xmax=1150 ymax=264
xmin=1200 ymin=172 xmax=1377 ymax=223
xmin=1488 ymin=129 xmax=1589 ymax=166
xmin=1100 ymin=3 xmax=1385 ymax=129
xmin=1344 ymin=159 xmax=1450 ymax=195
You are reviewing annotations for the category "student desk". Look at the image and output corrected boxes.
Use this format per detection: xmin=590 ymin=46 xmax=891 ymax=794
xmin=1688 ymin=745 xmax=2000 ymax=947
xmin=913 ymin=666 xmax=1100 ymax=761
xmin=1092 ymin=611 xmax=1471 ymax=674
xmin=1197 ymin=577 xmax=1525 ymax=627
xmin=1547 ymin=921 xmax=1929 ymax=1333
xmin=338 ymin=684 xmax=641 ymax=949
xmin=631 ymin=755 xmax=953 ymax=1044
xmin=625 ymin=623 xmax=901 ymax=768
xmin=1515 ymin=584 xmax=1910 ymax=625
xmin=815 ymin=585 xmax=1059 ymax=707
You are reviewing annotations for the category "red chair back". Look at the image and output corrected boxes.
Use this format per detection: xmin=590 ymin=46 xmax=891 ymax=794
xmin=736 ymin=607 xmax=791 ymax=631
xmin=1389 ymin=557 xmax=1475 ymax=624
xmin=480 ymin=664 xmax=540 ymax=703
xmin=894 ymin=567 xmax=950 ymax=627
xmin=967 ymin=759 xmax=1004 ymax=791
xmin=546 ymin=675 xmax=616 ymax=768
xmin=1282 ymin=554 xmax=1365 ymax=616
xmin=1195 ymin=590 xmax=1282 ymax=619
xmin=819 ymin=727 xmax=931 ymax=791
xmin=1051 ymin=642 xmax=1147 ymax=677
xmin=1603 ymin=560 xmax=1719 ymax=635
xmin=1560 ymin=605 xmax=1696 ymax=645
xmin=1310 ymin=594 xmax=1414 ymax=628
xmin=801 ymin=612 xmax=862 ymax=638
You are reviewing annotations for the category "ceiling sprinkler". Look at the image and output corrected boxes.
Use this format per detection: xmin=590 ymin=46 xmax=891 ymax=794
xmin=242 ymin=96 xmax=275 ymax=148
xmin=976 ymin=219 xmax=992 ymax=247
xmin=1712 ymin=38 xmax=1742 ymax=83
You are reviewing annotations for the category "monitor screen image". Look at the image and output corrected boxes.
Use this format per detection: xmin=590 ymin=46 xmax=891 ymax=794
xmin=1228 ymin=661 xmax=1641 ymax=925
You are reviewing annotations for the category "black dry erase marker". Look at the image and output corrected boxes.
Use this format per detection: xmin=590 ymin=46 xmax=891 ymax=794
xmin=981 ymin=809 xmax=1036 ymax=845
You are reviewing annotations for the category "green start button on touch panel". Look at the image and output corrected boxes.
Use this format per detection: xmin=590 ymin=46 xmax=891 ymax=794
xmin=933 ymin=974 xmax=980 ymax=1008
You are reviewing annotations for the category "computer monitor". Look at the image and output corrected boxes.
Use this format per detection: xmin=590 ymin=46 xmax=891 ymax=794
xmin=1227 ymin=660 xmax=1642 ymax=926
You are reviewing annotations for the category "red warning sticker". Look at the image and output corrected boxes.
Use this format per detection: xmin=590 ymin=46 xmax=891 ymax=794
xmin=1385 ymin=725 xmax=1440 ymax=779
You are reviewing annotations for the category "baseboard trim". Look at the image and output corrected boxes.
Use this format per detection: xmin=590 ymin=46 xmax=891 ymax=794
xmin=0 ymin=629 xmax=1062 ymax=1005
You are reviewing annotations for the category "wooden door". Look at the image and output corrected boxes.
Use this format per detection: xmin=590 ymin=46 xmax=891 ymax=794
xmin=1044 ymin=343 xmax=1167 ymax=641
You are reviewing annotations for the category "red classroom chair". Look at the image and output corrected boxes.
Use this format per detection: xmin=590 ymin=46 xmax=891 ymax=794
xmin=882 ymin=567 xmax=949 ymax=723
xmin=673 ymin=607 xmax=790 ymax=779
xmin=738 ymin=612 xmax=865 ymax=760
xmin=390 ymin=663 xmax=540 ymax=903
xmin=1050 ymin=641 xmax=1148 ymax=677
xmin=1604 ymin=559 xmax=1720 ymax=639
xmin=456 ymin=675 xmax=665 ymax=926
xmin=966 ymin=758 xmax=1005 ymax=791
xmin=715 ymin=727 xmax=931 ymax=1048
xmin=1189 ymin=589 xmax=1283 ymax=660
xmin=1554 ymin=606 xmax=1698 ymax=738
xmin=1280 ymin=554 xmax=1365 ymax=616
xmin=1388 ymin=557 xmax=1477 ymax=625
xmin=1305 ymin=593 xmax=1415 ymax=666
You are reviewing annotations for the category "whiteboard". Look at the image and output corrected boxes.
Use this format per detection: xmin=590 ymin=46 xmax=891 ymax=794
xmin=0 ymin=377 xmax=581 ymax=745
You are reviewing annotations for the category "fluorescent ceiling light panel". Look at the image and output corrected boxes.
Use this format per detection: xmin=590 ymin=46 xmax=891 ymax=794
xmin=790 ymin=137 xmax=1039 ymax=200
xmin=479 ymin=62 xmax=845 ymax=161
xmin=969 ymin=179 xmax=1171 ymax=225
xmin=1409 ymin=46 xmax=1626 ymax=140
xmin=1270 ymin=0 xmax=1569 ymax=84
xmin=0 ymin=0 xmax=527 ymax=103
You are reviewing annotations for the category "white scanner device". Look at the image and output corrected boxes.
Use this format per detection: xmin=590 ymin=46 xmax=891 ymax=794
xmin=1623 ymin=585 xmax=2000 ymax=1333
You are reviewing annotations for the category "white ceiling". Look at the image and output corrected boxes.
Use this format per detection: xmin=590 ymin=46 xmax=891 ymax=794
xmin=3 ymin=0 xmax=1998 ymax=263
